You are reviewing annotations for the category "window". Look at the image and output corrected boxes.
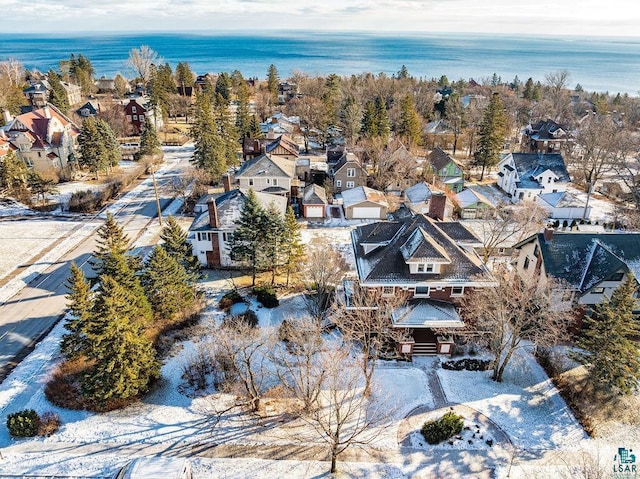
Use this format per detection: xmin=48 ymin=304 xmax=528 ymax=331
xmin=451 ymin=286 xmax=464 ymax=296
xmin=523 ymin=257 xmax=530 ymax=270
xmin=139 ymin=114 xmax=144 ymax=121
xmin=336 ymin=180 xmax=342 ymax=188
xmin=518 ymin=192 xmax=525 ymax=200
xmin=273 ymin=179 xmax=278 ymax=186
xmin=347 ymin=168 xmax=356 ymax=177
xmin=547 ymin=177 xmax=552 ymax=183
xmin=382 ymin=286 xmax=394 ymax=296
xmin=610 ymin=272 xmax=624 ymax=281
xmin=132 ymin=106 xmax=137 ymax=113
xmin=533 ymin=244 xmax=539 ymax=258
xmin=417 ymin=264 xmax=425 ymax=272
xmin=415 ymin=286 xmax=429 ymax=297
xmin=133 ymin=115 xmax=138 ymax=121
xmin=346 ymin=181 xmax=355 ymax=188
xmin=266 ymin=178 xmax=271 ymax=184
xmin=426 ymin=264 xmax=434 ymax=272
xmin=591 ymin=287 xmax=605 ymax=294
xmin=249 ymin=179 xmax=254 ymax=186
xmin=222 ymin=232 xmax=232 ymax=242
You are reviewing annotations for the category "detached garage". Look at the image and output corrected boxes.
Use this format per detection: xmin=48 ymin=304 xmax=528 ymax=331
xmin=342 ymin=186 xmax=389 ymax=220
xmin=302 ymin=183 xmax=328 ymax=219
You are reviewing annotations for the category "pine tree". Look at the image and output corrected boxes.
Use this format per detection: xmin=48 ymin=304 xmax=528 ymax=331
xmin=175 ymin=62 xmax=195 ymax=90
xmin=214 ymin=93 xmax=239 ymax=168
xmin=60 ymin=262 xmax=93 ymax=359
xmin=215 ymin=72 xmax=232 ymax=104
xmin=267 ymin=64 xmax=279 ymax=103
xmin=522 ymin=78 xmax=535 ymax=100
xmin=94 ymin=118 xmax=121 ymax=171
xmin=280 ymin=206 xmax=304 ymax=287
xmin=374 ymin=96 xmax=391 ymax=144
xmin=141 ymin=246 xmax=196 ymax=321
xmin=78 ymin=117 xmax=108 ymax=179
xmin=572 ymin=275 xmax=640 ymax=395
xmin=473 ymin=92 xmax=507 ymax=180
xmin=248 ymin=115 xmax=263 ymax=139
xmin=361 ymin=100 xmax=378 ymax=138
xmin=190 ymin=91 xmax=227 ymax=179
xmin=92 ymin=212 xmax=131 ymax=277
xmin=263 ymin=203 xmax=286 ymax=285
xmin=149 ymin=62 xmax=175 ymax=123
xmin=397 ymin=94 xmax=422 ymax=148
xmin=81 ymin=275 xmax=160 ymax=408
xmin=47 ymin=70 xmax=69 ymax=114
xmin=0 ymin=149 xmax=29 ymax=195
xmin=137 ymin=117 xmax=162 ymax=159
xmin=235 ymin=79 xmax=252 ymax=139
xmin=160 ymin=215 xmax=203 ymax=283
xmin=229 ymin=189 xmax=268 ymax=286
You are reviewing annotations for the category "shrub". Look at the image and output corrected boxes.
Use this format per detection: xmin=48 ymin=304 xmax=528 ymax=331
xmin=219 ymin=289 xmax=244 ymax=310
xmin=6 ymin=409 xmax=41 ymax=437
xmin=253 ymin=285 xmax=279 ymax=308
xmin=68 ymin=189 xmax=101 ymax=213
xmin=38 ymin=412 xmax=61 ymax=437
xmin=442 ymin=358 xmax=491 ymax=371
xmin=229 ymin=310 xmax=259 ymax=328
xmin=421 ymin=411 xmax=464 ymax=445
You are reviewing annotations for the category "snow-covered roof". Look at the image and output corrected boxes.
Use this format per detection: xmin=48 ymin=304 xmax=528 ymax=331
xmin=392 ymin=299 xmax=465 ymax=328
xmin=404 ymin=182 xmax=432 ymax=204
xmin=341 ymin=186 xmax=388 ymax=208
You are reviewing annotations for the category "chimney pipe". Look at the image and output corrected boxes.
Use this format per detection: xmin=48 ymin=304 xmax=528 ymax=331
xmin=222 ymin=174 xmax=231 ymax=193
xmin=2 ymin=110 xmax=13 ymax=124
xmin=43 ymin=105 xmax=51 ymax=119
xmin=207 ymin=199 xmax=219 ymax=228
xmin=428 ymin=193 xmax=447 ymax=220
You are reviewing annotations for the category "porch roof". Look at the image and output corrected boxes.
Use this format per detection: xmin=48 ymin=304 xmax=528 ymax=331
xmin=392 ymin=299 xmax=465 ymax=329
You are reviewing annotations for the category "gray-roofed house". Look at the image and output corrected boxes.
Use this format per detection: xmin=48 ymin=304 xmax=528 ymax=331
xmin=341 ymin=186 xmax=388 ymax=219
xmin=403 ymin=182 xmax=432 ymax=215
xmin=425 ymin=147 xmax=464 ymax=193
xmin=76 ymin=101 xmax=100 ymax=117
xmin=514 ymin=230 xmax=640 ymax=308
xmin=522 ymin=119 xmax=571 ymax=154
xmin=537 ymin=191 xmax=591 ymax=219
xmin=455 ymin=185 xmax=498 ymax=219
xmin=329 ymin=152 xmax=368 ymax=194
xmin=234 ymin=153 xmax=297 ymax=197
xmin=349 ymin=215 xmax=496 ymax=355
xmin=497 ymin=152 xmax=570 ymax=202
xmin=302 ymin=183 xmax=328 ymax=219
xmin=188 ymin=189 xmax=288 ymax=268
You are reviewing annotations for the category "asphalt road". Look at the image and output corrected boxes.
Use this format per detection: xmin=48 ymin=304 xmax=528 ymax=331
xmin=0 ymin=145 xmax=194 ymax=382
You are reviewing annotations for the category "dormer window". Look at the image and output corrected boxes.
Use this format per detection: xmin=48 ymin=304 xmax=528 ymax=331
xmin=416 ymin=263 xmax=434 ymax=273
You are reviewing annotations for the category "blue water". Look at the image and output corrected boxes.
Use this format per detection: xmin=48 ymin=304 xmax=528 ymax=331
xmin=0 ymin=32 xmax=638 ymax=94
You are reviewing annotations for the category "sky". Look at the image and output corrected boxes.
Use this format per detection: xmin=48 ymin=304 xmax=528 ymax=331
xmin=4 ymin=0 xmax=640 ymax=37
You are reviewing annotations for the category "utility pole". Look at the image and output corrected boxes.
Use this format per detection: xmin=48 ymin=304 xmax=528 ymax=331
xmin=150 ymin=164 xmax=162 ymax=226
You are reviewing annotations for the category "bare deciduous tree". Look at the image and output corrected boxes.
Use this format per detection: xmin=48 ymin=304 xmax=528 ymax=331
xmin=331 ymin=286 xmax=411 ymax=395
xmin=127 ymin=45 xmax=161 ymax=86
xmin=302 ymin=246 xmax=349 ymax=320
xmin=464 ymin=266 xmax=573 ymax=382
xmin=303 ymin=346 xmax=394 ymax=474
xmin=210 ymin=318 xmax=270 ymax=412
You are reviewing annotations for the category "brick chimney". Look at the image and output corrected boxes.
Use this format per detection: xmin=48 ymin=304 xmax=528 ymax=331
xmin=2 ymin=110 xmax=13 ymax=124
xmin=207 ymin=198 xmax=219 ymax=228
xmin=222 ymin=174 xmax=231 ymax=192
xmin=543 ymin=228 xmax=554 ymax=242
xmin=428 ymin=193 xmax=447 ymax=220
xmin=43 ymin=105 xmax=51 ymax=119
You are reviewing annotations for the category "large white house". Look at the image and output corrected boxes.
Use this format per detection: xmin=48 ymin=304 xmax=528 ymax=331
xmin=497 ymin=152 xmax=570 ymax=202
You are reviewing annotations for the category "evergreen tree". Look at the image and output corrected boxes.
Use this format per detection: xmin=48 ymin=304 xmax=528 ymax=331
xmin=572 ymin=275 xmax=640 ymax=395
xmin=280 ymin=206 xmax=305 ymax=287
xmin=175 ymin=62 xmax=195 ymax=90
xmin=0 ymin=149 xmax=29 ymax=195
xmin=27 ymin=171 xmax=58 ymax=205
xmin=60 ymin=262 xmax=93 ymax=359
xmin=214 ymin=93 xmax=239 ymax=168
xmin=263 ymin=203 xmax=286 ymax=285
xmin=47 ymin=70 xmax=69 ymax=114
xmin=94 ymin=118 xmax=121 ymax=171
xmin=235 ymin=78 xmax=252 ymax=139
xmin=81 ymin=275 xmax=160 ymax=408
xmin=215 ymin=72 xmax=232 ymax=104
xmin=267 ymin=64 xmax=279 ymax=103
xmin=149 ymin=63 xmax=175 ymax=124
xmin=397 ymin=94 xmax=422 ymax=148
xmin=78 ymin=117 xmax=107 ymax=179
xmin=68 ymin=53 xmax=95 ymax=95
xmin=248 ymin=115 xmax=263 ymax=139
xmin=522 ymin=78 xmax=535 ymax=100
xmin=397 ymin=65 xmax=409 ymax=79
xmin=190 ymin=91 xmax=227 ymax=179
xmin=92 ymin=212 xmax=131 ymax=276
xmin=141 ymin=246 xmax=196 ymax=321
xmin=137 ymin=117 xmax=162 ymax=159
xmin=473 ymin=92 xmax=507 ymax=180
xmin=229 ymin=189 xmax=268 ymax=286
xmin=322 ymin=73 xmax=341 ymax=126
xmin=160 ymin=215 xmax=203 ymax=283
xmin=361 ymin=100 xmax=378 ymax=138
xmin=374 ymin=96 xmax=391 ymax=144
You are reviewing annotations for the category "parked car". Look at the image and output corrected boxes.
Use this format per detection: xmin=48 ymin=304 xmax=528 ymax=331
xmin=112 ymin=457 xmax=193 ymax=479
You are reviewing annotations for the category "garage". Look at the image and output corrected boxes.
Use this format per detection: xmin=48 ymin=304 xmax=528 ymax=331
xmin=305 ymin=205 xmax=325 ymax=218
xmin=351 ymin=206 xmax=382 ymax=219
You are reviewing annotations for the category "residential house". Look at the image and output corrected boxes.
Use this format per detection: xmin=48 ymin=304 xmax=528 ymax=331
xmin=302 ymin=183 xmax=328 ymax=219
xmin=514 ymin=230 xmax=640 ymax=309
xmin=2 ymin=105 xmax=80 ymax=174
xmin=455 ymin=185 xmax=498 ymax=219
xmin=242 ymin=132 xmax=299 ymax=162
xmin=123 ymin=97 xmax=163 ymax=135
xmin=425 ymin=147 xmax=464 ymax=193
xmin=537 ymin=191 xmax=591 ymax=220
xmin=95 ymin=77 xmax=117 ymax=93
xmin=61 ymin=82 xmax=82 ymax=107
xmin=188 ymin=189 xmax=288 ymax=268
xmin=76 ymin=101 xmax=99 ymax=117
xmin=234 ymin=153 xmax=297 ymax=197
xmin=341 ymin=186 xmax=388 ymax=220
xmin=497 ymin=152 xmax=570 ymax=202
xmin=326 ymin=145 xmax=345 ymax=166
xmin=349 ymin=214 xmax=495 ymax=355
xmin=277 ymin=82 xmax=298 ymax=104
xmin=402 ymin=182 xmax=454 ymax=220
xmin=522 ymin=119 xmax=571 ymax=154
xmin=329 ymin=152 xmax=368 ymax=194
xmin=23 ymin=81 xmax=50 ymax=108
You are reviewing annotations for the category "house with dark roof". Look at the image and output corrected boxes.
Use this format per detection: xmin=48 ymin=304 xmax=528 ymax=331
xmin=349 ymin=215 xmax=496 ymax=355
xmin=123 ymin=97 xmax=162 ymax=135
xmin=522 ymin=119 xmax=571 ymax=154
xmin=2 ymin=105 xmax=80 ymax=174
xmin=329 ymin=152 xmax=368 ymax=194
xmin=514 ymin=230 xmax=640 ymax=307
xmin=242 ymin=132 xmax=299 ymax=161
xmin=425 ymin=147 xmax=464 ymax=193
xmin=497 ymin=152 xmax=570 ymax=202
xmin=76 ymin=101 xmax=99 ymax=117
xmin=188 ymin=189 xmax=288 ymax=268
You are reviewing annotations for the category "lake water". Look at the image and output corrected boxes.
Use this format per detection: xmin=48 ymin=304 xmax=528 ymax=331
xmin=0 ymin=31 xmax=638 ymax=94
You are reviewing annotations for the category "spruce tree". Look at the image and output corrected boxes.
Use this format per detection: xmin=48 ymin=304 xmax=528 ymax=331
xmin=267 ymin=64 xmax=279 ymax=103
xmin=60 ymin=262 xmax=93 ymax=359
xmin=190 ymin=91 xmax=227 ymax=179
xmin=0 ymin=149 xmax=29 ymax=195
xmin=229 ymin=189 xmax=268 ymax=286
xmin=523 ymin=77 xmax=535 ymax=100
xmin=137 ymin=117 xmax=162 ymax=160
xmin=47 ymin=70 xmax=69 ymax=114
xmin=374 ymin=96 xmax=391 ymax=144
xmin=248 ymin=115 xmax=263 ymax=139
xmin=92 ymin=212 xmax=132 ymax=277
xmin=281 ymin=206 xmax=304 ymax=287
xmin=473 ymin=92 xmax=507 ymax=180
xmin=141 ymin=246 xmax=196 ymax=321
xmin=160 ymin=215 xmax=203 ymax=283
xmin=235 ymin=79 xmax=252 ymax=139
xmin=397 ymin=94 xmax=422 ymax=148
xmin=572 ymin=275 xmax=640 ymax=395
xmin=94 ymin=118 xmax=121 ymax=171
xmin=263 ymin=203 xmax=286 ymax=285
xmin=361 ymin=100 xmax=378 ymax=138
xmin=78 ymin=117 xmax=108 ymax=180
xmin=81 ymin=276 xmax=160 ymax=408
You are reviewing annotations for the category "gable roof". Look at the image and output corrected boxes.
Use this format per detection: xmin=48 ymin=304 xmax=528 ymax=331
xmin=235 ymin=153 xmax=295 ymax=179
xmin=5 ymin=105 xmax=80 ymax=146
xmin=427 ymin=147 xmax=461 ymax=171
xmin=519 ymin=232 xmax=640 ymax=291
xmin=302 ymin=183 xmax=327 ymax=205
xmin=455 ymin=187 xmax=496 ymax=209
xmin=505 ymin=153 xmax=571 ymax=188
xmin=527 ymin=119 xmax=568 ymax=141
xmin=341 ymin=186 xmax=388 ymax=208
xmin=332 ymin=152 xmax=365 ymax=175
xmin=352 ymin=215 xmax=492 ymax=285
xmin=538 ymin=191 xmax=586 ymax=208
xmin=404 ymin=182 xmax=432 ymax=204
